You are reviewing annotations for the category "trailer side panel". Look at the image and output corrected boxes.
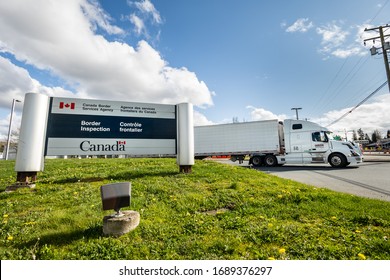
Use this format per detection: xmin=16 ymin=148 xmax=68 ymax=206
xmin=194 ymin=120 xmax=281 ymax=156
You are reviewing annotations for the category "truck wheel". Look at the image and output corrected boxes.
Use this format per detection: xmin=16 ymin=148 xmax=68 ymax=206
xmin=251 ymin=156 xmax=262 ymax=167
xmin=329 ymin=153 xmax=347 ymax=168
xmin=264 ymin=155 xmax=277 ymax=167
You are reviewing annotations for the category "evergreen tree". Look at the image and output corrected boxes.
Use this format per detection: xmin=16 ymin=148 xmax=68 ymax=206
xmin=357 ymin=128 xmax=365 ymax=140
xmin=364 ymin=133 xmax=371 ymax=143
xmin=371 ymin=129 xmax=382 ymax=143
xmin=352 ymin=130 xmax=358 ymax=141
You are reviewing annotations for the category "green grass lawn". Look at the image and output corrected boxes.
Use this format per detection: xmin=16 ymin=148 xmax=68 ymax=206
xmin=1 ymin=158 xmax=389 ymax=260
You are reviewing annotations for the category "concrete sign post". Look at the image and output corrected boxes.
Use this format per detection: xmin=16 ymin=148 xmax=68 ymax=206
xmin=177 ymin=103 xmax=194 ymax=173
xmin=12 ymin=92 xmax=194 ymax=187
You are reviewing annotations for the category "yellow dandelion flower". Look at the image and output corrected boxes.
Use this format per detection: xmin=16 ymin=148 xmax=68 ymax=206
xmin=358 ymin=253 xmax=366 ymax=260
xmin=3 ymin=214 xmax=9 ymax=218
xmin=7 ymin=236 xmax=13 ymax=241
xmin=268 ymin=223 xmax=273 ymax=228
xmin=73 ymin=192 xmax=78 ymax=195
xmin=331 ymin=216 xmax=337 ymax=220
xmin=267 ymin=257 xmax=276 ymax=260
xmin=279 ymin=248 xmax=286 ymax=254
xmin=355 ymin=230 xmax=361 ymax=233
xmin=277 ymin=194 xmax=283 ymax=198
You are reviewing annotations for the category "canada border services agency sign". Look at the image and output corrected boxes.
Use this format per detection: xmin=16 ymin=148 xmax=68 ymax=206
xmin=45 ymin=97 xmax=177 ymax=156
xmin=15 ymin=93 xmax=194 ymax=174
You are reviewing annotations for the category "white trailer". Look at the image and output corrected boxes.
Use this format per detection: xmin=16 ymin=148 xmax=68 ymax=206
xmin=194 ymin=119 xmax=363 ymax=168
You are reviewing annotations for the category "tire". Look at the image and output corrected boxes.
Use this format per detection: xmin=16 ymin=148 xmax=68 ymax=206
xmin=329 ymin=153 xmax=347 ymax=168
xmin=251 ymin=156 xmax=262 ymax=167
xmin=264 ymin=155 xmax=277 ymax=167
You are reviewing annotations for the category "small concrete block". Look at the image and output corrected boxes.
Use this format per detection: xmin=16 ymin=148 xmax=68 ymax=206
xmin=103 ymin=210 xmax=140 ymax=237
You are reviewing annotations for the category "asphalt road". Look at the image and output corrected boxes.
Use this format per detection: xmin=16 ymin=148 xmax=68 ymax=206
xmin=215 ymin=155 xmax=390 ymax=202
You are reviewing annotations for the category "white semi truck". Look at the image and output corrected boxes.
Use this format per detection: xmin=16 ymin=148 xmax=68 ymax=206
xmin=194 ymin=119 xmax=363 ymax=168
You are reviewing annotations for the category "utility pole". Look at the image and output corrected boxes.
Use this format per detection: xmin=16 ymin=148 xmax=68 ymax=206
xmin=291 ymin=107 xmax=302 ymax=120
xmin=364 ymin=24 xmax=390 ymax=92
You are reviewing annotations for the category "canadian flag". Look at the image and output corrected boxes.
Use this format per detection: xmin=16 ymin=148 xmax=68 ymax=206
xmin=59 ymin=102 xmax=75 ymax=109
xmin=118 ymin=141 xmax=126 ymax=145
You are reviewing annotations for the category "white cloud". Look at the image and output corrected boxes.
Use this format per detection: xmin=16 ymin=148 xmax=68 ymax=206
xmin=193 ymin=110 xmax=214 ymax=126
xmin=331 ymin=47 xmax=365 ymax=58
xmin=125 ymin=0 xmax=162 ymax=38
xmin=0 ymin=0 xmax=214 ymax=107
xmin=133 ymin=0 xmax=162 ymax=24
xmin=246 ymin=94 xmax=390 ymax=137
xmin=0 ymin=56 xmax=79 ymax=137
xmin=246 ymin=106 xmax=288 ymax=121
xmin=81 ymin=0 xmax=124 ymax=35
xmin=0 ymin=0 xmax=215 ymax=138
xmin=315 ymin=22 xmax=369 ymax=58
xmin=130 ymin=13 xmax=146 ymax=35
xmin=285 ymin=19 xmax=368 ymax=58
xmin=286 ymin=18 xmax=314 ymax=33
xmin=0 ymin=57 xmax=78 ymax=107
xmin=314 ymin=94 xmax=390 ymax=134
xmin=317 ymin=23 xmax=348 ymax=48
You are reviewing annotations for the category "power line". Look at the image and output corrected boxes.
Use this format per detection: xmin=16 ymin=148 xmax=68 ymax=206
xmin=326 ymin=80 xmax=388 ymax=127
xmin=311 ymin=1 xmax=390 ymax=118
xmin=317 ymin=55 xmax=369 ymax=114
xmin=308 ymin=58 xmax=349 ymax=116
xmin=368 ymin=0 xmax=390 ymax=24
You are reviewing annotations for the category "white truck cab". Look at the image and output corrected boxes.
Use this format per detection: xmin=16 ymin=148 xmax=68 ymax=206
xmin=278 ymin=119 xmax=363 ymax=167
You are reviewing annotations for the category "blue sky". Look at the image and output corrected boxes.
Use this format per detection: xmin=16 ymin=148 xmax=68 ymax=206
xmin=0 ymin=0 xmax=389 ymax=141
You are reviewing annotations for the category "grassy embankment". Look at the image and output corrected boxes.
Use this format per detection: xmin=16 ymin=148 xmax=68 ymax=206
xmin=1 ymin=158 xmax=389 ymax=260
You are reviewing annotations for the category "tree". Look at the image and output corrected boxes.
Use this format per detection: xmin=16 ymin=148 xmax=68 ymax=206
xmin=357 ymin=128 xmax=365 ymax=140
xmin=1 ymin=127 xmax=20 ymax=155
xmin=371 ymin=129 xmax=382 ymax=143
xmin=352 ymin=130 xmax=358 ymax=141
xmin=364 ymin=133 xmax=372 ymax=143
xmin=387 ymin=130 xmax=390 ymax=139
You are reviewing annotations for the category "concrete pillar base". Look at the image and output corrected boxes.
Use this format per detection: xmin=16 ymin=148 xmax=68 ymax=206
xmin=103 ymin=210 xmax=140 ymax=237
